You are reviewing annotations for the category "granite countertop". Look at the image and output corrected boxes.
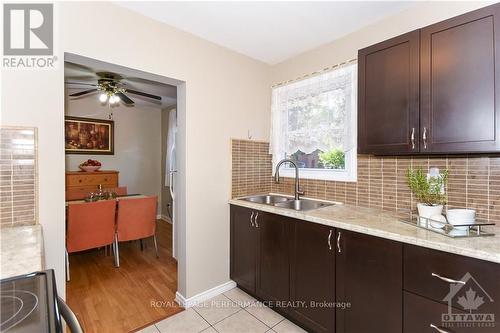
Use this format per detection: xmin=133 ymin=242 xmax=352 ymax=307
xmin=1 ymin=225 xmax=44 ymax=279
xmin=229 ymin=197 xmax=500 ymax=265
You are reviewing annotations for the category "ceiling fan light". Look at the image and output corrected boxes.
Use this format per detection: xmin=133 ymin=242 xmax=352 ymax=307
xmin=109 ymin=95 xmax=120 ymax=104
xmin=99 ymin=93 xmax=108 ymax=103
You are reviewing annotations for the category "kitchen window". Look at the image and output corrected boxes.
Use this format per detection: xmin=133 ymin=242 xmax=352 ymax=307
xmin=270 ymin=62 xmax=357 ymax=181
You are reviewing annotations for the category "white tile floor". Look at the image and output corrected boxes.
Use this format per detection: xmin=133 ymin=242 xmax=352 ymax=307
xmin=137 ymin=288 xmax=307 ymax=333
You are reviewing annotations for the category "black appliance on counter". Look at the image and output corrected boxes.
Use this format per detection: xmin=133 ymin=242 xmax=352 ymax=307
xmin=0 ymin=270 xmax=83 ymax=333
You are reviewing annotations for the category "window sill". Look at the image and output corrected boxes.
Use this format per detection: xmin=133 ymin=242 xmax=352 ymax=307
xmin=278 ymin=168 xmax=357 ymax=182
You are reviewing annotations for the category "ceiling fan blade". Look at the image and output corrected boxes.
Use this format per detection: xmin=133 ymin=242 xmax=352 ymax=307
xmin=116 ymin=92 xmax=134 ymax=105
xmin=126 ymin=89 xmax=162 ymax=101
xmin=65 ymin=82 xmax=97 ymax=86
xmin=69 ymin=89 xmax=97 ymax=97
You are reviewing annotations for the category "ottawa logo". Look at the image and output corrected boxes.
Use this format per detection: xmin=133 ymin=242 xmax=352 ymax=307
xmin=441 ymin=272 xmax=495 ymax=329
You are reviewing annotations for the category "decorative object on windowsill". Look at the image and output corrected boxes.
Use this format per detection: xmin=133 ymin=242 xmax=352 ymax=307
xmin=319 ymin=149 xmax=345 ymax=169
xmin=79 ymin=159 xmax=102 ymax=172
xmin=406 ymin=167 xmax=449 ymax=225
xmin=65 ymin=116 xmax=114 ymax=155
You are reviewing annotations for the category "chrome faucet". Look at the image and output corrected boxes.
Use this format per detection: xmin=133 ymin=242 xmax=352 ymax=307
xmin=274 ymin=159 xmax=304 ymax=200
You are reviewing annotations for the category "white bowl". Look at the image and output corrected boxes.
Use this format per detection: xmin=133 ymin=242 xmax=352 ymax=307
xmin=79 ymin=165 xmax=101 ymax=172
xmin=447 ymin=209 xmax=475 ymax=230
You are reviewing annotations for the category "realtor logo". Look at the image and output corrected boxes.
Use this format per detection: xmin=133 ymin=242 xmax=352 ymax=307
xmin=3 ymin=3 xmax=53 ymax=55
xmin=441 ymin=272 xmax=496 ymax=329
xmin=2 ymin=3 xmax=56 ymax=69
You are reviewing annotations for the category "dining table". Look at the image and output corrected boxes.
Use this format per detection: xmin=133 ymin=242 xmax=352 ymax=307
xmin=65 ymin=194 xmax=146 ymax=206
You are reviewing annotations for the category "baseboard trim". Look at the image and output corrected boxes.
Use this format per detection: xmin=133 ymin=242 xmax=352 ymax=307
xmin=175 ymin=280 xmax=237 ymax=308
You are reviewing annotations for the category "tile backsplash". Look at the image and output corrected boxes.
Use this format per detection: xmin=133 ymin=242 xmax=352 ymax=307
xmin=231 ymin=139 xmax=500 ymax=222
xmin=231 ymin=139 xmax=272 ymax=198
xmin=0 ymin=127 xmax=38 ymax=227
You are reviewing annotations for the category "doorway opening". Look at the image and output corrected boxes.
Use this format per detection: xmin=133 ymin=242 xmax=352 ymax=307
xmin=63 ymin=53 xmax=185 ymax=332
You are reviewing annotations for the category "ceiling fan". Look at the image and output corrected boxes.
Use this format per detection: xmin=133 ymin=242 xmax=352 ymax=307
xmin=66 ymin=72 xmax=162 ymax=106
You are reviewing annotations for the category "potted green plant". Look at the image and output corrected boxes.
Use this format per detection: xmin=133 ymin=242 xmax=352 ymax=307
xmin=406 ymin=167 xmax=449 ymax=222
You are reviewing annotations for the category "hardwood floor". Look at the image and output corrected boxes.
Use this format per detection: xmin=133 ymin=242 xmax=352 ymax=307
xmin=66 ymin=220 xmax=182 ymax=333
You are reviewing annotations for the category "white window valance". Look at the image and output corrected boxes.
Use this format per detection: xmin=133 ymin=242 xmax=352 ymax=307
xmin=270 ymin=62 xmax=357 ymax=173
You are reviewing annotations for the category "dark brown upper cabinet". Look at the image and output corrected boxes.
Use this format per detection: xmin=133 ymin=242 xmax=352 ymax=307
xmin=358 ymin=30 xmax=420 ymax=155
xmin=359 ymin=3 xmax=500 ymax=155
xmin=420 ymin=4 xmax=500 ymax=153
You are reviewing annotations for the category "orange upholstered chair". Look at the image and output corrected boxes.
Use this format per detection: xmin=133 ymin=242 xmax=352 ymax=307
xmin=104 ymin=186 xmax=128 ymax=196
xmin=114 ymin=196 xmax=158 ymax=267
xmin=66 ymin=200 xmax=118 ymax=280
xmin=65 ymin=188 xmax=92 ymax=201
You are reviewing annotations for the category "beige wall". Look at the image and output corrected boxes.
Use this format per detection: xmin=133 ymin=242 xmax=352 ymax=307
xmin=2 ymin=1 xmax=270 ymax=298
xmin=271 ymin=1 xmax=492 ymax=85
xmin=65 ymin=98 xmax=163 ymax=206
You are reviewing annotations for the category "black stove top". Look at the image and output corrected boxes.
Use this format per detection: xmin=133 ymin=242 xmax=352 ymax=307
xmin=1 ymin=270 xmax=62 ymax=333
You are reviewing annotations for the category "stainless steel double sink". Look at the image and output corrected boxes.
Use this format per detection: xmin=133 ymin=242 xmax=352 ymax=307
xmin=240 ymin=194 xmax=334 ymax=211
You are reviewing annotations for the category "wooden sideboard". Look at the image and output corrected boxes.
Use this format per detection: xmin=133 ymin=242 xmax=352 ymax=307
xmin=65 ymin=170 xmax=119 ymax=199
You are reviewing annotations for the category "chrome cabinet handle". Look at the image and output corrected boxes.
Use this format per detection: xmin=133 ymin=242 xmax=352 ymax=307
xmin=431 ymin=273 xmax=465 ymax=285
xmin=336 ymin=232 xmax=341 ymax=253
xmin=254 ymin=212 xmax=259 ymax=228
xmin=430 ymin=324 xmax=451 ymax=333
xmin=411 ymin=128 xmax=415 ymax=149
xmin=328 ymin=230 xmax=333 ymax=250
xmin=250 ymin=211 xmax=255 ymax=227
xmin=423 ymin=127 xmax=428 ymax=149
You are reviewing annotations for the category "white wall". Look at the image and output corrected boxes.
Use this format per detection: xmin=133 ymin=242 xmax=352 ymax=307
xmin=2 ymin=2 xmax=270 ymax=298
xmin=271 ymin=1 xmax=493 ymax=84
xmin=65 ymin=98 xmax=163 ymax=205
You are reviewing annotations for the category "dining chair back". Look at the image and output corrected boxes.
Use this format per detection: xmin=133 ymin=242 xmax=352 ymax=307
xmin=116 ymin=196 xmax=157 ymax=241
xmin=114 ymin=196 xmax=159 ymax=266
xmin=66 ymin=200 xmax=118 ymax=280
xmin=105 ymin=186 xmax=128 ymax=196
xmin=67 ymin=200 xmax=117 ymax=253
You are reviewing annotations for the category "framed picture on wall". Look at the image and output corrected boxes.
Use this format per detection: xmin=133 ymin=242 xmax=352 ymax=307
xmin=65 ymin=116 xmax=114 ymax=155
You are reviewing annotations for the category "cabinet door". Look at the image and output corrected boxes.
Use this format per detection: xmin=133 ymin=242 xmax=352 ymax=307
xmin=230 ymin=205 xmax=258 ymax=293
xmin=290 ymin=221 xmax=335 ymax=333
xmin=256 ymin=212 xmax=290 ymax=310
xmin=358 ymin=30 xmax=420 ymax=154
xmin=420 ymin=4 xmax=500 ymax=153
xmin=404 ymin=292 xmax=468 ymax=333
xmin=336 ymin=230 xmax=402 ymax=333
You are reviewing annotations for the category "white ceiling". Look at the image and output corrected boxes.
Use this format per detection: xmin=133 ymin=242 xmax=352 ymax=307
xmin=117 ymin=1 xmax=417 ymax=64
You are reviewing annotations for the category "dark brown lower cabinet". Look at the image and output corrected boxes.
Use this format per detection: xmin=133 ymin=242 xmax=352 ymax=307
xmin=290 ymin=221 xmax=335 ymax=333
xmin=256 ymin=212 xmax=290 ymax=310
xmin=404 ymin=291 xmax=467 ymax=333
xmin=404 ymin=244 xmax=500 ymax=333
xmin=335 ymin=230 xmax=403 ymax=333
xmin=230 ymin=205 xmax=500 ymax=333
xmin=230 ymin=205 xmax=258 ymax=293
